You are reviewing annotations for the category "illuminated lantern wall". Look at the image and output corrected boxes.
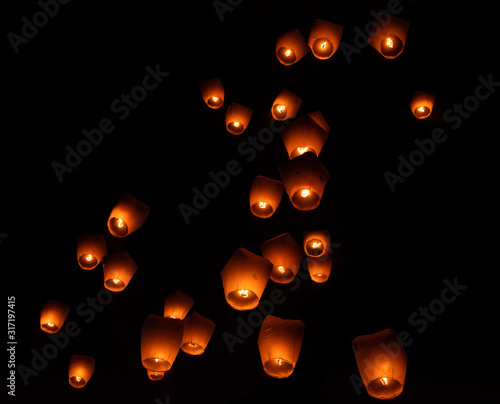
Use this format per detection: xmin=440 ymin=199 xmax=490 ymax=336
xmin=308 ymin=19 xmax=343 ymax=60
xmin=225 ymin=102 xmax=253 ymax=135
xmin=107 ymin=193 xmax=150 ymax=238
xmin=76 ymin=234 xmax=107 ymax=270
xmin=68 ymin=354 xmax=95 ymax=388
xmin=199 ymin=77 xmax=225 ymax=109
xmin=181 ymin=312 xmax=216 ymax=355
xmin=163 ymin=290 xmax=194 ymax=320
xmin=102 ymin=251 xmax=138 ymax=292
xmin=271 ymin=89 xmax=302 ymax=121
xmin=410 ymin=90 xmax=435 ymax=119
xmin=307 ymin=254 xmax=332 ymax=283
xmin=258 ymin=315 xmax=305 ymax=379
xmin=260 ymin=233 xmax=304 ymax=284
xmin=220 ymin=248 xmax=272 ymax=310
xmin=352 ymin=328 xmax=408 ymax=400
xmin=276 ymin=28 xmax=310 ymax=66
xmin=146 ymin=368 xmax=165 ymax=381
xmin=249 ymin=175 xmax=284 ymax=218
xmin=280 ymin=114 xmax=330 ymax=159
xmin=368 ymin=15 xmax=409 ymax=59
xmin=40 ymin=299 xmax=70 ymax=334
xmin=303 ymin=229 xmax=330 ymax=257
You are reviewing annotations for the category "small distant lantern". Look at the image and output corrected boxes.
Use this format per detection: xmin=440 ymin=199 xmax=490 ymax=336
xmin=181 ymin=312 xmax=216 ymax=355
xmin=76 ymin=234 xmax=107 ymax=270
xmin=352 ymin=328 xmax=408 ymax=400
xmin=199 ymin=77 xmax=224 ymax=109
xmin=141 ymin=314 xmax=184 ymax=372
xmin=303 ymin=229 xmax=330 ymax=257
xmin=225 ymin=103 xmax=253 ymax=135
xmin=102 ymin=251 xmax=138 ymax=292
xmin=260 ymin=233 xmax=304 ymax=284
xmin=280 ymin=114 xmax=330 ymax=159
xmin=107 ymin=193 xmax=150 ymax=238
xmin=276 ymin=28 xmax=310 ymax=66
xmin=307 ymin=254 xmax=332 ymax=283
xmin=368 ymin=15 xmax=409 ymax=59
xmin=163 ymin=290 xmax=194 ymax=320
xmin=249 ymin=175 xmax=284 ymax=219
xmin=68 ymin=355 xmax=95 ymax=388
xmin=220 ymin=248 xmax=273 ymax=311
xmin=278 ymin=152 xmax=330 ymax=211
xmin=410 ymin=90 xmax=435 ymax=119
xmin=271 ymin=89 xmax=302 ymax=121
xmin=258 ymin=315 xmax=305 ymax=379
xmin=146 ymin=368 xmax=165 ymax=381
xmin=40 ymin=299 xmax=70 ymax=334
xmin=308 ymin=19 xmax=343 ymax=60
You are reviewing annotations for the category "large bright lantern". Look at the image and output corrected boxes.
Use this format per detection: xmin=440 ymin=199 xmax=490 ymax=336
xmin=308 ymin=19 xmax=343 ymax=60
xmin=40 ymin=299 xmax=70 ymax=334
xmin=249 ymin=175 xmax=284 ymax=219
xmin=76 ymin=234 xmax=107 ymax=270
xmin=68 ymin=355 xmax=95 ymax=388
xmin=102 ymin=251 xmax=138 ymax=292
xmin=276 ymin=28 xmax=309 ymax=66
xmin=225 ymin=102 xmax=253 ymax=135
xmin=280 ymin=113 xmax=330 ymax=159
xmin=367 ymin=15 xmax=409 ymax=59
xmin=271 ymin=89 xmax=302 ymax=121
xmin=260 ymin=233 xmax=304 ymax=284
xmin=410 ymin=90 xmax=436 ymax=119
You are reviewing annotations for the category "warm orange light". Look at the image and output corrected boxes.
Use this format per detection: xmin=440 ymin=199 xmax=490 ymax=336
xmin=300 ymin=189 xmax=310 ymax=198
xmin=199 ymin=77 xmax=225 ymax=109
xmin=181 ymin=312 xmax=216 ymax=355
xmin=385 ymin=37 xmax=394 ymax=48
xmin=367 ymin=15 xmax=409 ymax=59
xmin=102 ymin=251 xmax=138 ymax=292
xmin=47 ymin=322 xmax=55 ymax=327
xmin=249 ymin=176 xmax=284 ymax=219
xmin=410 ymin=90 xmax=436 ymax=119
xmin=146 ymin=368 xmax=165 ymax=381
xmin=261 ymin=233 xmax=304 ymax=284
xmin=68 ymin=355 xmax=95 ymax=388
xmin=303 ymin=230 xmax=330 ymax=257
xmin=308 ymin=19 xmax=343 ymax=60
xmin=238 ymin=289 xmax=249 ymax=298
xmin=280 ymin=113 xmax=330 ymax=159
xmin=40 ymin=300 xmax=70 ymax=334
xmin=164 ymin=290 xmax=194 ymax=321
xmin=77 ymin=234 xmax=107 ymax=270
xmin=276 ymin=29 xmax=309 ymax=66
xmin=271 ymin=89 xmax=302 ymax=121
xmin=107 ymin=193 xmax=150 ymax=238
xmin=225 ymin=103 xmax=253 ymax=135
xmin=284 ymin=49 xmax=292 ymax=57
xmin=258 ymin=201 xmax=268 ymax=209
xmin=307 ymin=254 xmax=332 ymax=283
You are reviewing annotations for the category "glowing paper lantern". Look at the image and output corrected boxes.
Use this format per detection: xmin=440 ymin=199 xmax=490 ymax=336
xmin=278 ymin=152 xmax=330 ymax=211
xmin=146 ymin=368 xmax=165 ymax=381
xmin=303 ymin=229 xmax=330 ymax=257
xmin=308 ymin=19 xmax=343 ymax=60
xmin=307 ymin=111 xmax=331 ymax=134
xmin=163 ymin=290 xmax=194 ymax=320
xmin=258 ymin=315 xmax=305 ymax=379
xmin=181 ymin=312 xmax=216 ymax=355
xmin=220 ymin=248 xmax=273 ymax=310
xmin=68 ymin=354 xmax=95 ymax=388
xmin=307 ymin=254 xmax=332 ymax=283
xmin=40 ymin=299 xmax=70 ymax=334
xmin=102 ymin=251 xmax=138 ymax=292
xmin=276 ymin=28 xmax=310 ymax=66
xmin=271 ymin=89 xmax=302 ymax=121
xmin=410 ymin=90 xmax=436 ymax=119
xmin=352 ymin=328 xmax=408 ymax=400
xmin=260 ymin=233 xmax=304 ymax=284
xmin=368 ymin=15 xmax=409 ymax=59
xmin=107 ymin=193 xmax=150 ymax=238
xmin=280 ymin=114 xmax=329 ymax=159
xmin=225 ymin=102 xmax=253 ymax=135
xmin=141 ymin=314 xmax=184 ymax=372
xmin=199 ymin=77 xmax=224 ymax=109
xmin=249 ymin=175 xmax=284 ymax=219
xmin=76 ymin=234 xmax=107 ymax=270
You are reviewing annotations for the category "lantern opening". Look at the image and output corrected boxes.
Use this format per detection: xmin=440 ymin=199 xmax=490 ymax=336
xmin=305 ymin=239 xmax=324 ymax=256
xmin=181 ymin=342 xmax=205 ymax=355
xmin=291 ymin=146 xmax=316 ymax=159
xmin=251 ymin=201 xmax=274 ymax=217
xmin=270 ymin=265 xmax=294 ymax=283
xmin=147 ymin=371 xmax=164 ymax=381
xmin=108 ymin=217 xmax=129 ymax=237
xmin=291 ymin=189 xmax=320 ymax=210
xmin=414 ymin=105 xmax=431 ymax=118
xmin=380 ymin=35 xmax=403 ymax=57
xmin=207 ymin=96 xmax=223 ymax=108
xmin=226 ymin=289 xmax=259 ymax=310
xmin=228 ymin=121 xmax=244 ymax=135
xmin=78 ymin=253 xmax=98 ymax=269
xmin=312 ymin=38 xmax=334 ymax=59
xmin=143 ymin=356 xmax=172 ymax=372
xmin=69 ymin=375 xmax=87 ymax=388
xmin=272 ymin=104 xmax=287 ymax=120
xmin=42 ymin=322 xmax=58 ymax=332
xmin=368 ymin=377 xmax=403 ymax=399
xmin=263 ymin=357 xmax=294 ymax=379
xmin=104 ymin=278 xmax=126 ymax=292
xmin=277 ymin=47 xmax=297 ymax=64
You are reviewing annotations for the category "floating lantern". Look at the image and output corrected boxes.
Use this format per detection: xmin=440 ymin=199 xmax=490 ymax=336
xmin=146 ymin=368 xmax=165 ymax=381
xmin=220 ymin=248 xmax=273 ymax=311
xmin=68 ymin=355 xmax=95 ymax=388
xmin=307 ymin=254 xmax=332 ymax=283
xmin=181 ymin=312 xmax=216 ymax=355
xmin=107 ymin=193 xmax=150 ymax=238
xmin=271 ymin=89 xmax=302 ymax=121
xmin=280 ymin=114 xmax=330 ymax=159
xmin=276 ymin=28 xmax=310 ymax=66
xmin=307 ymin=111 xmax=331 ymax=134
xmin=225 ymin=102 xmax=253 ymax=135
xmin=40 ymin=299 xmax=70 ymax=334
xmin=308 ymin=19 xmax=343 ymax=60
xmin=352 ymin=328 xmax=408 ymax=400
xmin=260 ymin=233 xmax=304 ymax=284
xmin=102 ymin=251 xmax=138 ymax=292
xmin=303 ymin=229 xmax=330 ymax=257
xmin=249 ymin=175 xmax=284 ymax=219
xmin=163 ymin=290 xmax=194 ymax=320
xmin=258 ymin=315 xmax=305 ymax=379
xmin=76 ymin=234 xmax=107 ymax=270
xmin=368 ymin=15 xmax=409 ymax=59
xmin=410 ymin=90 xmax=435 ymax=119
xmin=199 ymin=77 xmax=224 ymax=109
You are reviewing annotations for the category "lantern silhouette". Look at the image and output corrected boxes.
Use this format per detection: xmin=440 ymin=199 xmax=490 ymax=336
xmin=40 ymin=299 xmax=70 ymax=334
xmin=276 ymin=28 xmax=309 ymax=66
xmin=199 ymin=77 xmax=224 ymax=109
xmin=280 ymin=114 xmax=330 ymax=159
xmin=76 ymin=234 xmax=107 ymax=270
xmin=352 ymin=328 xmax=408 ymax=400
xmin=163 ymin=290 xmax=194 ymax=320
xmin=146 ymin=368 xmax=165 ymax=381
xmin=308 ymin=19 xmax=343 ymax=60
xmin=278 ymin=152 xmax=330 ymax=211
xmin=102 ymin=251 xmax=138 ymax=292
xmin=220 ymin=248 xmax=273 ymax=310
xmin=258 ymin=315 xmax=305 ymax=379
xmin=249 ymin=175 xmax=284 ymax=218
xmin=307 ymin=254 xmax=332 ymax=283
xmin=107 ymin=193 xmax=150 ymax=238
xmin=271 ymin=89 xmax=302 ymax=121
xmin=410 ymin=90 xmax=435 ymax=119
xmin=68 ymin=355 xmax=95 ymax=388
xmin=303 ymin=229 xmax=330 ymax=257
xmin=225 ymin=102 xmax=253 ymax=135
xmin=181 ymin=312 xmax=216 ymax=355
xmin=260 ymin=233 xmax=304 ymax=284
xmin=141 ymin=314 xmax=184 ymax=372
xmin=368 ymin=15 xmax=409 ymax=59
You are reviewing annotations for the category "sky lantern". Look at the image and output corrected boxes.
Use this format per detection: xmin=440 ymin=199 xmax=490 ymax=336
xmin=280 ymin=114 xmax=330 ymax=159
xmin=107 ymin=193 xmax=150 ymax=238
xmin=308 ymin=19 xmax=343 ymax=60
xmin=276 ymin=28 xmax=310 ymax=66
xmin=68 ymin=355 xmax=95 ymax=388
xmin=220 ymin=248 xmax=273 ymax=311
xmin=271 ymin=89 xmax=302 ymax=121
xmin=225 ymin=102 xmax=253 ymax=135
xmin=303 ymin=229 xmax=330 ymax=257
xmin=102 ymin=251 xmax=138 ymax=292
xmin=352 ymin=328 xmax=408 ymax=400
xmin=146 ymin=369 xmax=165 ymax=381
xmin=278 ymin=152 xmax=330 ymax=211
xmin=258 ymin=315 xmax=305 ymax=379
xmin=163 ymin=290 xmax=194 ymax=320
xmin=249 ymin=175 xmax=284 ymax=219
xmin=410 ymin=90 xmax=436 ymax=119
xmin=307 ymin=111 xmax=331 ymax=134
xmin=76 ymin=234 xmax=107 ymax=270
xmin=368 ymin=15 xmax=409 ymax=59
xmin=199 ymin=77 xmax=224 ymax=109
xmin=141 ymin=314 xmax=184 ymax=372
xmin=181 ymin=312 xmax=216 ymax=355
xmin=307 ymin=254 xmax=332 ymax=283
xmin=260 ymin=233 xmax=304 ymax=284
xmin=40 ymin=299 xmax=70 ymax=334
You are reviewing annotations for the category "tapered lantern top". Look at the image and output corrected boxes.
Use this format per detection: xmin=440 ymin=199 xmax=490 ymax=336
xmin=276 ymin=28 xmax=310 ymax=66
xmin=271 ymin=89 xmax=302 ymax=121
xmin=181 ymin=312 xmax=216 ymax=355
xmin=68 ymin=355 xmax=95 ymax=388
xmin=163 ymin=290 xmax=194 ymax=320
xmin=76 ymin=234 xmax=107 ymax=270
xmin=260 ymin=233 xmax=304 ymax=284
xmin=410 ymin=90 xmax=436 ymax=119
xmin=102 ymin=251 xmax=138 ymax=292
xmin=199 ymin=77 xmax=225 ymax=109
xmin=308 ymin=19 xmax=343 ymax=60
xmin=368 ymin=15 xmax=409 ymax=59
xmin=280 ymin=114 xmax=330 ymax=159
xmin=40 ymin=299 xmax=70 ymax=334
xmin=107 ymin=193 xmax=150 ymax=238
xmin=225 ymin=102 xmax=253 ymax=135
xmin=249 ymin=175 xmax=284 ymax=219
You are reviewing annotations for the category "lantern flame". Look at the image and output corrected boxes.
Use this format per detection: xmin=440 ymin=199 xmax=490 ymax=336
xmin=233 ymin=121 xmax=240 ymax=127
xmin=117 ymin=218 xmax=124 ymax=228
xmin=276 ymin=105 xmax=286 ymax=113
xmin=385 ymin=37 xmax=394 ymax=48
xmin=277 ymin=266 xmax=285 ymax=274
xmin=212 ymin=96 xmax=219 ymax=102
xmin=238 ymin=289 xmax=249 ymax=298
xmin=381 ymin=377 xmax=389 ymax=386
xmin=300 ymin=189 xmax=311 ymax=198
xmin=296 ymin=146 xmax=309 ymax=155
xmin=258 ymin=201 xmax=268 ymax=209
xmin=113 ymin=278 xmax=120 ymax=284
xmin=312 ymin=241 xmax=322 ymax=248
xmin=284 ymin=49 xmax=292 ymax=57
xmin=75 ymin=376 xmax=81 ymax=382
xmin=417 ymin=106 xmax=425 ymax=112
xmin=320 ymin=41 xmax=328 ymax=50
xmin=276 ymin=358 xmax=282 ymax=365
xmin=85 ymin=254 xmax=93 ymax=261
xmin=47 ymin=322 xmax=54 ymax=327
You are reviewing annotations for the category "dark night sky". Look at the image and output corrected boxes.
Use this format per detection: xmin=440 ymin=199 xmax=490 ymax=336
xmin=4 ymin=0 xmax=499 ymax=403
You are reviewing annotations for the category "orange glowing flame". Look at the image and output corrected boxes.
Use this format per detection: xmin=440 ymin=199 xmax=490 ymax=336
xmin=85 ymin=254 xmax=93 ymax=261
xmin=238 ymin=289 xmax=249 ymax=298
xmin=47 ymin=322 xmax=54 ymax=327
xmin=381 ymin=377 xmax=389 ymax=386
xmin=75 ymin=376 xmax=82 ymax=382
xmin=385 ymin=37 xmax=394 ymax=48
xmin=284 ymin=49 xmax=292 ymax=57
xmin=320 ymin=41 xmax=328 ymax=50
xmin=233 ymin=121 xmax=240 ymax=127
xmin=276 ymin=358 xmax=282 ymax=365
xmin=296 ymin=146 xmax=309 ymax=155
xmin=277 ymin=266 xmax=285 ymax=274
xmin=300 ymin=189 xmax=311 ymax=198
xmin=417 ymin=106 xmax=425 ymax=112
xmin=212 ymin=96 xmax=219 ymax=102
xmin=311 ymin=241 xmax=322 ymax=249
xmin=258 ymin=201 xmax=268 ymax=209
xmin=117 ymin=218 xmax=124 ymax=228
xmin=113 ymin=279 xmax=120 ymax=284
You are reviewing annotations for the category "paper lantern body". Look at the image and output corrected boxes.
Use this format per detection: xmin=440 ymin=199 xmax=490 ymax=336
xmin=410 ymin=90 xmax=436 ymax=119
xmin=163 ymin=290 xmax=194 ymax=320
xmin=307 ymin=254 xmax=332 ymax=283
xmin=308 ymin=19 xmax=343 ymax=60
xmin=76 ymin=234 xmax=107 ymax=270
xmin=260 ymin=233 xmax=304 ymax=284
xmin=102 ymin=251 xmax=138 ymax=292
xmin=352 ymin=328 xmax=408 ymax=400
xmin=271 ymin=89 xmax=302 ymax=121
xmin=199 ymin=77 xmax=224 ymax=109
xmin=68 ymin=355 xmax=95 ymax=388
xmin=303 ymin=229 xmax=330 ymax=257
xmin=107 ymin=193 xmax=150 ymax=238
xmin=307 ymin=111 xmax=331 ymax=134
xmin=278 ymin=152 xmax=330 ymax=211
xmin=141 ymin=314 xmax=184 ymax=372
xmin=249 ymin=176 xmax=284 ymax=218
xmin=181 ymin=312 xmax=216 ymax=355
xmin=40 ymin=299 xmax=70 ymax=334
xmin=220 ymin=248 xmax=273 ymax=310
xmin=276 ymin=29 xmax=310 ymax=66
xmin=280 ymin=115 xmax=329 ymax=159
xmin=368 ymin=15 xmax=409 ymax=59
xmin=258 ymin=315 xmax=305 ymax=379
xmin=225 ymin=103 xmax=253 ymax=135
xmin=146 ymin=368 xmax=165 ymax=381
